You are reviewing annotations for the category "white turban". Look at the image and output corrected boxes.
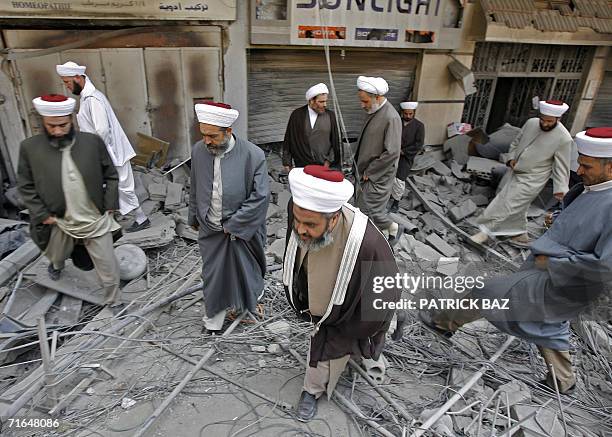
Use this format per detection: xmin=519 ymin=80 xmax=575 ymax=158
xmin=575 ymin=128 xmax=612 ymax=158
xmin=289 ymin=165 xmax=354 ymax=213
xmin=305 ymin=83 xmax=329 ymax=101
xmin=56 ymin=61 xmax=86 ymax=77
xmin=194 ymin=101 xmax=239 ymax=127
xmin=400 ymin=102 xmax=418 ymax=110
xmin=32 ymin=94 xmax=76 ymax=117
xmin=539 ymin=100 xmax=569 ymax=118
xmin=357 ymin=76 xmax=389 ymax=96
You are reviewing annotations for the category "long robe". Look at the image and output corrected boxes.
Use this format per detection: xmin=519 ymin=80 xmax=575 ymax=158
xmin=78 ymin=78 xmax=139 ymax=215
xmin=396 ymin=118 xmax=425 ymax=180
xmin=188 ymin=136 xmax=269 ymax=316
xmin=474 ymin=182 xmax=612 ymax=350
xmin=477 ymin=118 xmax=572 ymax=236
xmin=282 ymin=105 xmax=341 ymax=168
xmin=283 ymin=202 xmax=400 ymax=367
xmin=353 ymin=100 xmax=402 ymax=230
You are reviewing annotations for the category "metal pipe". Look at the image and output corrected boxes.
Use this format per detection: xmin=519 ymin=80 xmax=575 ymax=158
xmin=411 ymin=336 xmax=515 ymax=437
xmin=36 ymin=318 xmax=56 ymax=406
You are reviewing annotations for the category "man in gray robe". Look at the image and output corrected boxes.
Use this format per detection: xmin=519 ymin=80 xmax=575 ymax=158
xmin=419 ymin=127 xmax=612 ymax=393
xmin=188 ymin=101 xmax=270 ymax=334
xmin=353 ymin=76 xmax=402 ymax=243
xmin=471 ymin=100 xmax=573 ymax=246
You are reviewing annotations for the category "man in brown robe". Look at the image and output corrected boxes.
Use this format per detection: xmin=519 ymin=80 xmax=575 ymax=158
xmin=282 ymin=83 xmax=341 ymax=171
xmin=283 ymin=165 xmax=400 ymax=421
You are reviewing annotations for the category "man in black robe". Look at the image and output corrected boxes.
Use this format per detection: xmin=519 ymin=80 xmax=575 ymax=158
xmin=283 ymin=165 xmax=400 ymax=421
xmin=282 ymin=83 xmax=341 ymax=171
xmin=389 ymin=101 xmax=425 ymax=212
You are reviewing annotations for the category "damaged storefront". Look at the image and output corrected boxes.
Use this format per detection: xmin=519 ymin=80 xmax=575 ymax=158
xmin=249 ymin=0 xmax=466 ymax=146
xmin=0 ymin=0 xmax=237 ymax=181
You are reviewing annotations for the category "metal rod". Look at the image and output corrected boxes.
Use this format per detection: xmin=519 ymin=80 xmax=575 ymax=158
xmin=36 ymin=317 xmax=56 ymax=406
xmin=348 ymin=358 xmax=412 ymax=422
xmin=411 ymin=336 xmax=516 ymax=437
xmin=1 ymin=281 xmax=203 ymax=418
xmin=548 ymin=364 xmax=568 ymax=437
xmin=132 ymin=312 xmax=246 ymax=437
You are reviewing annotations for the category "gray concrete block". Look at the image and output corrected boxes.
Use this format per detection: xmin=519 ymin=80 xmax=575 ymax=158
xmin=267 ymin=238 xmax=286 ymax=262
xmin=449 ymin=199 xmax=477 ymax=223
xmin=426 ymin=233 xmax=458 ymax=257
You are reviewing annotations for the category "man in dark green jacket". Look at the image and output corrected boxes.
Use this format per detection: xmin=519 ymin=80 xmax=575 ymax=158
xmin=18 ymin=94 xmax=122 ymax=305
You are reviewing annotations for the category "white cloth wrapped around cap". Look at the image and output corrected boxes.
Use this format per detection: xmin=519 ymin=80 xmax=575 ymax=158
xmin=400 ymin=101 xmax=418 ymax=110
xmin=575 ymin=127 xmax=612 ymax=158
xmin=33 ymin=94 xmax=76 ymax=117
xmin=539 ymin=100 xmax=569 ymax=118
xmin=56 ymin=61 xmax=86 ymax=77
xmin=289 ymin=165 xmax=354 ymax=213
xmin=305 ymin=83 xmax=329 ymax=101
xmin=357 ymin=76 xmax=389 ymax=96
xmin=194 ymin=101 xmax=239 ymax=127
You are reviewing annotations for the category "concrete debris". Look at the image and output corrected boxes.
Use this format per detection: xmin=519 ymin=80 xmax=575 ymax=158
xmin=121 ymin=397 xmax=137 ymax=409
xmin=498 ymin=380 xmax=531 ymax=407
xmin=265 ymin=320 xmax=291 ymax=336
xmin=449 ymin=199 xmax=478 ymax=223
xmin=115 ymin=244 xmax=148 ymax=281
xmin=139 ymin=199 xmax=162 ymax=217
xmin=275 ymin=227 xmax=287 ymax=239
xmin=405 ymin=235 xmax=443 ymax=262
xmin=390 ymin=213 xmax=418 ymax=233
xmin=267 ymin=344 xmax=282 ymax=354
xmin=115 ymin=213 xmax=176 ymax=249
xmin=436 ymin=257 xmax=460 ymax=276
xmin=267 ymin=221 xmax=284 ymax=237
xmin=47 ymin=294 xmax=83 ymax=326
xmin=413 ymin=175 xmax=436 ymax=188
xmin=426 ymin=233 xmax=458 ymax=257
xmin=466 ymin=157 xmax=505 ymax=180
xmin=175 ymin=223 xmax=198 ymax=241
xmin=431 ymin=160 xmax=452 ymax=176
xmin=148 ymin=183 xmax=167 ymax=201
xmin=275 ymin=190 xmax=291 ymax=209
xmin=511 ymin=404 xmax=565 ymax=436
xmin=450 ymin=160 xmax=471 ymax=180
xmin=411 ymin=153 xmax=440 ymax=172
xmin=164 ymin=182 xmax=184 ymax=210
xmin=418 ymin=409 xmax=454 ymax=437
xmin=468 ymin=194 xmax=489 ymax=206
xmin=267 ymin=238 xmax=286 ymax=263
xmin=251 ymin=345 xmax=266 ymax=352
xmin=267 ymin=203 xmax=282 ymax=220
xmin=0 ymin=240 xmax=40 ymax=286
xmin=444 ymin=134 xmax=471 ymax=165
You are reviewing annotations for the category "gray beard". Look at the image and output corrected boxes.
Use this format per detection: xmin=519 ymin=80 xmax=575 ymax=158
xmin=367 ymin=101 xmax=381 ymax=114
xmin=294 ymin=229 xmax=334 ymax=252
xmin=206 ymin=135 xmax=230 ymax=156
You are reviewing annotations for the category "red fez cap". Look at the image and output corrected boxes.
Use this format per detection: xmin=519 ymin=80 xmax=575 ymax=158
xmin=545 ymin=100 xmax=564 ymax=106
xmin=41 ymin=94 xmax=69 ymax=102
xmin=304 ymin=164 xmax=344 ymax=182
xmin=201 ymin=101 xmax=232 ymax=110
xmin=585 ymin=127 xmax=612 ymax=139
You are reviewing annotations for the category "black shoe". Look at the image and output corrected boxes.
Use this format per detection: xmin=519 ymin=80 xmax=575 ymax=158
xmin=417 ymin=311 xmax=454 ymax=343
xmin=296 ymin=391 xmax=318 ymax=422
xmin=126 ymin=218 xmax=151 ymax=233
xmin=47 ymin=263 xmax=62 ymax=281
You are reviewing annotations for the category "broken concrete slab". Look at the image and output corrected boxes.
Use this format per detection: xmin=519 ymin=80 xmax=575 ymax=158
xmin=266 ymin=221 xmax=284 ymax=237
xmin=47 ymin=294 xmax=83 ymax=327
xmin=175 ymin=223 xmax=198 ymax=241
xmin=444 ymin=134 xmax=471 ymax=165
xmin=498 ymin=380 xmax=531 ymax=407
xmin=431 ymin=160 xmax=452 ymax=176
xmin=437 ymin=257 xmax=459 ymax=276
xmin=0 ymin=240 xmax=40 ymax=286
xmin=267 ymin=238 xmax=286 ymax=262
xmin=23 ymin=258 xmax=107 ymax=305
xmin=449 ymin=199 xmax=478 ymax=223
xmin=511 ymin=404 xmax=565 ymax=437
xmin=450 ymin=160 xmax=471 ymax=181
xmin=411 ymin=154 xmax=439 ymax=172
xmin=426 ymin=233 xmax=458 ymax=257
xmin=115 ymin=213 xmax=176 ymax=249
xmin=466 ymin=157 xmax=505 ymax=180
xmin=390 ymin=213 xmax=418 ymax=233
xmin=412 ymin=175 xmax=436 ymax=188
xmin=164 ymin=182 xmax=184 ymax=210
xmin=275 ymin=190 xmax=291 ymax=209
xmin=468 ymin=194 xmax=489 ymax=207
xmin=267 ymin=203 xmax=281 ymax=220
xmin=148 ymin=183 xmax=167 ymax=201
xmin=405 ymin=235 xmax=443 ymax=262
xmin=139 ymin=199 xmax=161 ymax=217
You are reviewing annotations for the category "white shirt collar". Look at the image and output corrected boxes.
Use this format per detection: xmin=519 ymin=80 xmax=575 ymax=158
xmin=80 ymin=77 xmax=96 ymax=98
xmin=583 ymin=179 xmax=612 ymax=192
xmin=307 ymin=105 xmax=318 ymax=129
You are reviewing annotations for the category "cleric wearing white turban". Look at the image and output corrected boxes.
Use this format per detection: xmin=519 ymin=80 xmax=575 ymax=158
xmin=400 ymin=102 xmax=418 ymax=110
xmin=56 ymin=61 xmax=87 ymax=77
xmin=283 ymin=163 xmax=400 ymax=422
xmin=32 ymin=94 xmax=76 ymax=117
xmin=288 ymin=165 xmax=353 ymax=213
xmin=356 ymin=76 xmax=389 ymax=96
xmin=305 ymin=83 xmax=329 ymax=102
xmin=539 ymin=100 xmax=569 ymax=118
xmin=195 ymin=101 xmax=240 ymax=127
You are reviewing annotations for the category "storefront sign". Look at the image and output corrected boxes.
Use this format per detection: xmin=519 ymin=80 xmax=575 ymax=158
xmin=0 ymin=1 xmax=236 ymax=20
